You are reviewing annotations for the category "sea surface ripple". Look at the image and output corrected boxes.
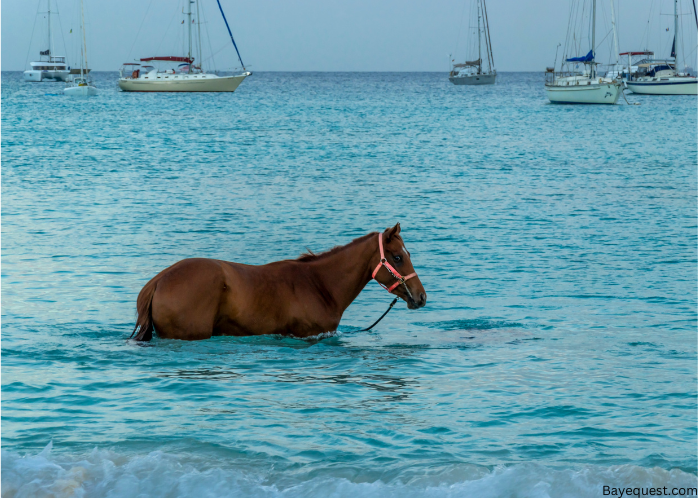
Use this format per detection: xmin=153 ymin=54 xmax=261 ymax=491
xmin=1 ymin=72 xmax=697 ymax=497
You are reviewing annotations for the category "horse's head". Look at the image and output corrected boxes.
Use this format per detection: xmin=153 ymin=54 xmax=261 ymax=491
xmin=374 ymin=223 xmax=427 ymax=309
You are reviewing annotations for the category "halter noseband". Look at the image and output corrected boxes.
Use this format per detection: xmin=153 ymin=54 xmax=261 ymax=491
xmin=372 ymin=233 xmax=417 ymax=293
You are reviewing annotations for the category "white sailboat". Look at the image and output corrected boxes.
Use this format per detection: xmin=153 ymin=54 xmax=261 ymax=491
xmin=64 ymin=0 xmax=97 ymax=96
xmin=118 ymin=0 xmax=251 ymax=93
xmin=625 ymin=0 xmax=697 ymax=95
xmin=449 ymin=0 xmax=496 ymax=85
xmin=545 ymin=0 xmax=623 ymax=104
xmin=24 ymin=0 xmax=70 ymax=82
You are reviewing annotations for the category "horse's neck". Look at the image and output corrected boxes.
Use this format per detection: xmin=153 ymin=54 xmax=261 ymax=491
xmin=308 ymin=234 xmax=377 ymax=314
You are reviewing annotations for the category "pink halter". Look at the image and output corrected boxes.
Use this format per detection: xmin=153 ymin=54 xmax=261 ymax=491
xmin=372 ymin=233 xmax=417 ymax=293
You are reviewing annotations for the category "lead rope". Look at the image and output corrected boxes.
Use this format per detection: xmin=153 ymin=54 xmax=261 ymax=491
xmin=351 ymin=297 xmax=398 ymax=333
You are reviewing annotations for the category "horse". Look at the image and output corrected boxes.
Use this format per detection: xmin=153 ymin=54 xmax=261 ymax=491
xmin=130 ymin=223 xmax=427 ymax=341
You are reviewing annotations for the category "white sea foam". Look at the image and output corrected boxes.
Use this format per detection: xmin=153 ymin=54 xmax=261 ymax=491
xmin=2 ymin=442 xmax=697 ymax=498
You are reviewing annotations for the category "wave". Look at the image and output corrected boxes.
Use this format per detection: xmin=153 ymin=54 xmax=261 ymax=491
xmin=2 ymin=442 xmax=697 ymax=498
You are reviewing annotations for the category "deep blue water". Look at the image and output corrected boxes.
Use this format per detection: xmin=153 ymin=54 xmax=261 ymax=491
xmin=1 ymin=71 xmax=697 ymax=497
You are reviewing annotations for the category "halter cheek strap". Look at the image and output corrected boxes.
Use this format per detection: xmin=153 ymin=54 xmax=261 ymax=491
xmin=372 ymin=233 xmax=417 ymax=293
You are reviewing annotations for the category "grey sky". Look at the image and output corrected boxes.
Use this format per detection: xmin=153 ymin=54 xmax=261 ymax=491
xmin=2 ymin=0 xmax=698 ymax=72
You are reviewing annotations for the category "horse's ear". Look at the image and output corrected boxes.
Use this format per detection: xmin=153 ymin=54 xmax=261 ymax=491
xmin=384 ymin=222 xmax=401 ymax=242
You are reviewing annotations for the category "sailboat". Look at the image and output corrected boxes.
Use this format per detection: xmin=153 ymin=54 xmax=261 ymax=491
xmin=118 ymin=0 xmax=251 ymax=92
xmin=24 ymin=0 xmax=70 ymax=82
xmin=449 ymin=0 xmax=496 ymax=85
xmin=625 ymin=0 xmax=697 ymax=95
xmin=545 ymin=0 xmax=623 ymax=104
xmin=64 ymin=0 xmax=97 ymax=96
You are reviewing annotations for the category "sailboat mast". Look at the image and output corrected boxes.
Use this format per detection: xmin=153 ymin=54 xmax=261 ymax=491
xmin=196 ymin=0 xmax=203 ymax=72
xmin=477 ymin=0 xmax=482 ymax=73
xmin=47 ymin=0 xmax=52 ymax=59
xmin=610 ymin=0 xmax=619 ymax=65
xmin=591 ymin=0 xmax=596 ymax=77
xmin=81 ymin=0 xmax=87 ymax=78
xmin=674 ymin=0 xmax=679 ymax=73
xmin=482 ymin=0 xmax=495 ymax=72
xmin=187 ymin=0 xmax=193 ymax=74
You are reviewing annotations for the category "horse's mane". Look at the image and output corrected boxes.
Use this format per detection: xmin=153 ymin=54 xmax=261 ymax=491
xmin=296 ymin=232 xmax=377 ymax=262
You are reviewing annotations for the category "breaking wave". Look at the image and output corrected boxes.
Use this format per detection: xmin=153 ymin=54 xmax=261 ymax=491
xmin=2 ymin=442 xmax=697 ymax=498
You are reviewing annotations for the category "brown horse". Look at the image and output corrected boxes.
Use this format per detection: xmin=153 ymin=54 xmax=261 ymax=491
xmin=131 ymin=223 xmax=426 ymax=341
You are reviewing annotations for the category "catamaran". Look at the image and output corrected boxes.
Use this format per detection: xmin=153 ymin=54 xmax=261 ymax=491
xmin=64 ymin=0 xmax=96 ymax=96
xmin=118 ymin=0 xmax=251 ymax=92
xmin=449 ymin=0 xmax=496 ymax=85
xmin=24 ymin=0 xmax=70 ymax=82
xmin=545 ymin=0 xmax=623 ymax=104
xmin=624 ymin=0 xmax=697 ymax=95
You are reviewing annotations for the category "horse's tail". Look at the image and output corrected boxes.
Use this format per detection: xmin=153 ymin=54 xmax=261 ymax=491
xmin=130 ymin=276 xmax=159 ymax=341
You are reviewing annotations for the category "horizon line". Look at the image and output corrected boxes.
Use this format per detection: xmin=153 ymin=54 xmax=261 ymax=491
xmin=1 ymin=69 xmax=554 ymax=73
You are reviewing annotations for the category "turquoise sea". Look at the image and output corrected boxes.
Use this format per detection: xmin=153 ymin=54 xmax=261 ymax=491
xmin=1 ymin=71 xmax=698 ymax=497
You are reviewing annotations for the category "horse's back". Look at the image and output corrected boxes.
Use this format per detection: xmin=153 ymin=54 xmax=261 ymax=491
xmin=146 ymin=257 xmax=335 ymax=339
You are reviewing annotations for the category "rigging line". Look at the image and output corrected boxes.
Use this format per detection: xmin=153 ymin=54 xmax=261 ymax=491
xmin=155 ymin=3 xmax=180 ymax=56
xmin=571 ymin=0 xmax=581 ymax=57
xmin=569 ymin=0 xmax=582 ymax=60
xmin=560 ymin=0 xmax=573 ymax=68
xmin=481 ymin=0 xmax=495 ymax=70
xmin=642 ymin=0 xmax=654 ymax=50
xmin=24 ymin=1 xmax=41 ymax=70
xmin=595 ymin=27 xmax=613 ymax=51
xmin=468 ymin=0 xmax=476 ymax=59
xmin=125 ymin=0 xmax=153 ymax=63
xmin=81 ymin=0 xmax=88 ymax=77
xmin=53 ymin=1 xmax=69 ymax=66
xmin=566 ymin=0 xmax=577 ymax=61
xmin=480 ymin=0 xmax=489 ymax=69
xmin=453 ymin=0 xmax=468 ymax=61
xmin=693 ymin=0 xmax=698 ymax=27
xmin=196 ymin=0 xmax=203 ymax=69
xmin=597 ymin=0 xmax=615 ymax=64
xmin=680 ymin=1 xmax=691 ymax=70
xmin=215 ymin=0 xmax=246 ymax=70
xmin=200 ymin=41 xmax=229 ymax=66
xmin=201 ymin=0 xmax=218 ymax=72
xmin=468 ymin=0 xmax=476 ymax=61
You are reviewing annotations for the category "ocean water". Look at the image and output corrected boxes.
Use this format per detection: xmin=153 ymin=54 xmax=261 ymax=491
xmin=1 ymin=71 xmax=697 ymax=497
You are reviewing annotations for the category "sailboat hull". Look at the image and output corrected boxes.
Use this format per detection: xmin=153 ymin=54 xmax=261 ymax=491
xmin=449 ymin=73 xmax=496 ymax=85
xmin=545 ymin=82 xmax=622 ymax=104
xmin=626 ymin=78 xmax=698 ymax=95
xmin=118 ymin=74 xmax=248 ymax=92
xmin=64 ymin=85 xmax=98 ymax=96
xmin=23 ymin=71 xmax=43 ymax=82
xmin=23 ymin=70 xmax=70 ymax=82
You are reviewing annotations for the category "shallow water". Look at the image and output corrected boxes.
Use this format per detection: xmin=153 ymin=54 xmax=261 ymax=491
xmin=2 ymin=71 xmax=697 ymax=497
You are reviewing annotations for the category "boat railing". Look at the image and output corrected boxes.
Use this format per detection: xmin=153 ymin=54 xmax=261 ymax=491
xmin=545 ymin=69 xmax=583 ymax=84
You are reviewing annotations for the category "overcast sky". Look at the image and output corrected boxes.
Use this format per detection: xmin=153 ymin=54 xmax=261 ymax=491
xmin=2 ymin=0 xmax=698 ymax=71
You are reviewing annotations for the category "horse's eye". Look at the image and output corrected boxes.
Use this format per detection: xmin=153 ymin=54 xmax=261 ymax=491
xmin=394 ymin=255 xmax=402 ymax=262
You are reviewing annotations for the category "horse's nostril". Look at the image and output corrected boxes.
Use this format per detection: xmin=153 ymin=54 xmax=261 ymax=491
xmin=419 ymin=292 xmax=426 ymax=304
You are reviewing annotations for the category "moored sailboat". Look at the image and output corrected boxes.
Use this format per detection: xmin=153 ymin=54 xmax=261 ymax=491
xmin=545 ymin=0 xmax=623 ymax=104
xmin=449 ymin=0 xmax=496 ymax=85
xmin=624 ymin=0 xmax=697 ymax=95
xmin=24 ymin=0 xmax=70 ymax=82
xmin=118 ymin=0 xmax=250 ymax=93
xmin=63 ymin=0 xmax=96 ymax=96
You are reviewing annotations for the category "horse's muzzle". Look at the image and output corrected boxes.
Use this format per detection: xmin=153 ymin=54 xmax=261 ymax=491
xmin=406 ymin=291 xmax=427 ymax=309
